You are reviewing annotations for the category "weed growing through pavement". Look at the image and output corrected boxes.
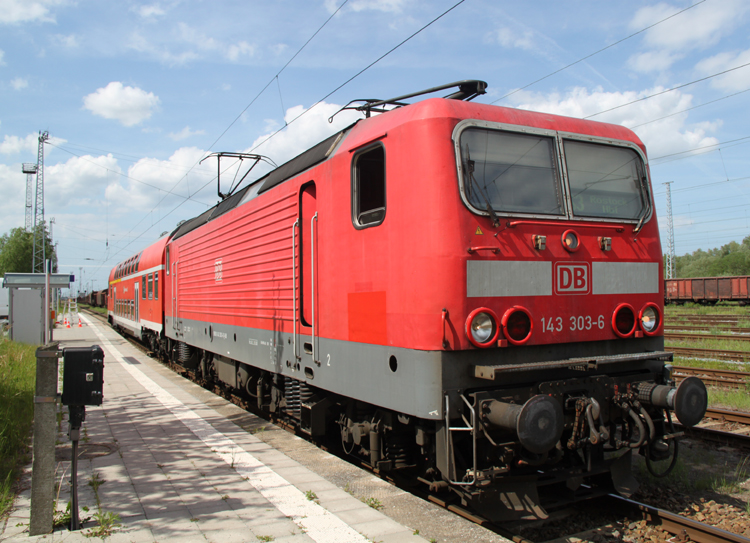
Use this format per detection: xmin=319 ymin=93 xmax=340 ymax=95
xmin=360 ymin=496 xmax=383 ymax=510
xmin=256 ymin=536 xmax=275 ymax=542
xmin=84 ymin=470 xmax=121 ymax=538
xmin=304 ymin=490 xmax=318 ymax=502
xmin=84 ymin=511 xmax=121 ymax=538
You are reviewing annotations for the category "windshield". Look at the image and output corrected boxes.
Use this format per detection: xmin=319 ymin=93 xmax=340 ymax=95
xmin=460 ymin=128 xmax=564 ymax=216
xmin=564 ymin=140 xmax=647 ymax=220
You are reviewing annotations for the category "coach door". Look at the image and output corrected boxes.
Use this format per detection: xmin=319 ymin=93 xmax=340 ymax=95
xmin=298 ymin=182 xmax=318 ymax=363
xmin=134 ymin=282 xmax=139 ymax=322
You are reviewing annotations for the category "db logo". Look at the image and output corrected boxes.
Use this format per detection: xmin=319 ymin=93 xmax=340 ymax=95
xmin=555 ymin=263 xmax=590 ymax=294
xmin=214 ymin=259 xmax=223 ymax=282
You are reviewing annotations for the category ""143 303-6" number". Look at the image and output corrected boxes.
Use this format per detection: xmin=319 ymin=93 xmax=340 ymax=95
xmin=540 ymin=315 xmax=605 ymax=333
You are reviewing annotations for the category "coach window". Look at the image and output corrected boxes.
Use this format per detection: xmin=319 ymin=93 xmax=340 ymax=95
xmin=352 ymin=144 xmax=386 ymax=228
xmin=563 ymin=140 xmax=648 ymax=220
xmin=154 ymin=272 xmax=159 ymax=300
xmin=166 ymin=246 xmax=170 ymax=275
xmin=141 ymin=276 xmax=146 ymax=299
xmin=459 ymin=128 xmax=564 ymax=216
xmin=148 ymin=274 xmax=153 ymax=299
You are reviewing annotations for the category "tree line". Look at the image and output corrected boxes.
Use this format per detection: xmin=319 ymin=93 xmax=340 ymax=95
xmin=0 ymin=226 xmax=57 ymax=277
xmin=670 ymin=235 xmax=750 ymax=278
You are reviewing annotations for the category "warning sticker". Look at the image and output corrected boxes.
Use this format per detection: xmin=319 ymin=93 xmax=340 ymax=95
xmin=475 ymin=226 xmax=483 ymax=235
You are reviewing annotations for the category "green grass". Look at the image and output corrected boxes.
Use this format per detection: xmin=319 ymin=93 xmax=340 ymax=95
xmin=0 ymin=339 xmax=37 ymax=517
xmin=664 ymin=302 xmax=749 ymax=316
xmin=707 ymin=388 xmax=750 ymax=411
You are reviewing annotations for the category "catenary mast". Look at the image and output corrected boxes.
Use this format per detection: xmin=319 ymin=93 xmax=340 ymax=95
xmin=32 ymin=131 xmax=49 ymax=273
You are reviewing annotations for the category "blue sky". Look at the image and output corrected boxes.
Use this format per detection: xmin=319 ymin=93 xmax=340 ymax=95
xmin=1 ymin=0 xmax=749 ymax=292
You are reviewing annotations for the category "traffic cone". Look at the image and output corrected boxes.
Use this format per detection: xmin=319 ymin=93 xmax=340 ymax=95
xmin=78 ymin=318 xmax=82 ymax=327
xmin=66 ymin=319 xmax=71 ymax=328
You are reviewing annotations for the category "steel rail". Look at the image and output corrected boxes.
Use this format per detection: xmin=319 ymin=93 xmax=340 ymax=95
xmin=666 ymin=332 xmax=750 ymax=343
xmin=669 ymin=346 xmax=750 ymax=362
xmin=607 ymin=494 xmax=750 ymax=543
xmin=673 ymin=366 xmax=749 ymax=389
xmin=666 ymin=325 xmax=750 ymax=334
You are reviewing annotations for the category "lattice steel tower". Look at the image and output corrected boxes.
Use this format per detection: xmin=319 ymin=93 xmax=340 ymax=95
xmin=22 ymin=162 xmax=37 ymax=231
xmin=32 ymin=131 xmax=49 ymax=274
xmin=664 ymin=181 xmax=675 ymax=280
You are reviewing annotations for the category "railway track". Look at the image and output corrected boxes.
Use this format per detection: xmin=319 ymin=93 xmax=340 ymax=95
xmin=666 ymin=332 xmax=750 ymax=343
xmin=604 ymin=494 xmax=750 ymax=543
xmin=666 ymin=324 xmax=750 ymax=334
xmin=673 ymin=365 xmax=750 ymax=389
xmin=671 ymin=313 xmax=749 ymax=322
xmin=669 ymin=346 xmax=750 ymax=363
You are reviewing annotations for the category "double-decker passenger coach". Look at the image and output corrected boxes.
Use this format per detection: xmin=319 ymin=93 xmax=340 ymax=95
xmin=111 ymin=81 xmax=707 ymax=520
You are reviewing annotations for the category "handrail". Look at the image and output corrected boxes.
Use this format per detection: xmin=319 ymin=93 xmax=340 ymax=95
xmin=467 ymin=246 xmax=499 ymax=254
xmin=445 ymin=394 xmax=477 ymax=486
xmin=311 ymin=213 xmax=318 ymax=364
xmin=292 ymin=219 xmax=299 ymax=361
xmin=507 ymin=219 xmax=624 ymax=232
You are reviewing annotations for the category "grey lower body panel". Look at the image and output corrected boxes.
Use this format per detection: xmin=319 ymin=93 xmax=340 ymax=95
xmin=165 ymin=316 xmax=444 ymax=420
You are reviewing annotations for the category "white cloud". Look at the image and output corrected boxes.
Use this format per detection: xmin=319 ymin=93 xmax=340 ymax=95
xmin=168 ymin=126 xmax=206 ymax=141
xmin=0 ymin=50 xmax=5 ymax=66
xmin=627 ymin=50 xmax=679 ymax=73
xmin=10 ymin=77 xmax=28 ymax=90
xmin=628 ymin=0 xmax=749 ymax=72
xmin=245 ymin=101 xmax=361 ymax=167
xmin=106 ymin=147 xmax=215 ymax=213
xmin=135 ymin=4 xmax=166 ymax=18
xmin=226 ymin=41 xmax=254 ymax=61
xmin=510 ymin=86 xmax=720 ymax=158
xmin=177 ymin=22 xmax=219 ymax=51
xmin=0 ymin=0 xmax=62 ymax=24
xmin=46 ymin=154 xmax=121 ymax=207
xmin=83 ymin=82 xmax=160 ymax=127
xmin=0 ymin=133 xmax=39 ymax=155
xmin=51 ymin=33 xmax=78 ymax=48
xmin=695 ymin=49 xmax=750 ymax=92
xmin=493 ymin=27 xmax=535 ymax=51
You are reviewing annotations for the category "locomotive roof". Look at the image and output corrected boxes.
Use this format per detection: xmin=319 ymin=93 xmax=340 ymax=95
xmin=169 ymin=96 xmax=646 ymax=242
xmin=170 ymin=125 xmax=353 ymax=241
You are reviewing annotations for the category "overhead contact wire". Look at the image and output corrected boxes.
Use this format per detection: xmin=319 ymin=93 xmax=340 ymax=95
xmin=491 ymin=0 xmax=707 ymax=104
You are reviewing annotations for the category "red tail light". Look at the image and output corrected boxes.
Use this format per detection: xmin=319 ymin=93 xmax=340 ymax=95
xmin=612 ymin=303 xmax=636 ymax=338
xmin=502 ymin=307 xmax=533 ymax=345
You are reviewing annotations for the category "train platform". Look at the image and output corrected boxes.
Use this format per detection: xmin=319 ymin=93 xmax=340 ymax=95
xmin=2 ymin=314 xmax=511 ymax=543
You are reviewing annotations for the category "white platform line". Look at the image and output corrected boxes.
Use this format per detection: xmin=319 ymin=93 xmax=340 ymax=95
xmin=80 ymin=315 xmax=369 ymax=543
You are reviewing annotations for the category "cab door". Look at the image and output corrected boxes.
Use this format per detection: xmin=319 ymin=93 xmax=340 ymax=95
xmin=299 ymin=182 xmax=317 ymax=363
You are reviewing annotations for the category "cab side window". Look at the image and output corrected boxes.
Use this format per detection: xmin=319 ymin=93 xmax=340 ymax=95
xmin=352 ymin=144 xmax=385 ymax=228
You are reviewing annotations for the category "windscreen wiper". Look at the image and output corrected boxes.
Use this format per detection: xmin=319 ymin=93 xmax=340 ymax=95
xmin=632 ymin=175 xmax=651 ymax=235
xmin=465 ymin=154 xmax=500 ymax=228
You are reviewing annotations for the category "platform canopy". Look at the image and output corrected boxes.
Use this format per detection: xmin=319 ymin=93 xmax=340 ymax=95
xmin=2 ymin=273 xmax=74 ymax=289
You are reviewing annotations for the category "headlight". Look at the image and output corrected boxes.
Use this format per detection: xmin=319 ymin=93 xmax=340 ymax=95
xmin=561 ymin=229 xmax=580 ymax=252
xmin=466 ymin=308 xmax=499 ymax=348
xmin=612 ymin=303 xmax=636 ymax=338
xmin=639 ymin=303 xmax=661 ymax=335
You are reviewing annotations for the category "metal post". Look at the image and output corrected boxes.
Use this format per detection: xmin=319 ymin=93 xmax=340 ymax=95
xmin=68 ymin=405 xmax=86 ymax=531
xmin=45 ymin=259 xmax=51 ymax=343
xmin=29 ymin=342 xmax=59 ymax=536
xmin=664 ymin=181 xmax=675 ymax=279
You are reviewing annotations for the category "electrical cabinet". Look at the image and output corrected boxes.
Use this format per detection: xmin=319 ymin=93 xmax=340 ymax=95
xmin=61 ymin=346 xmax=104 ymax=406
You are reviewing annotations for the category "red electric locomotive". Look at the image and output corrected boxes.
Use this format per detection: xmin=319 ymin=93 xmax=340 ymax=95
xmin=110 ymin=81 xmax=707 ymax=520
